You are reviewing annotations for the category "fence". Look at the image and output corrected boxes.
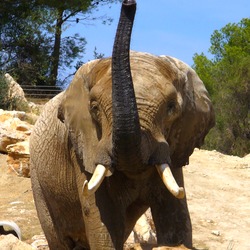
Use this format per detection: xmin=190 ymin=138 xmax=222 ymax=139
xmin=22 ymin=85 xmax=63 ymax=103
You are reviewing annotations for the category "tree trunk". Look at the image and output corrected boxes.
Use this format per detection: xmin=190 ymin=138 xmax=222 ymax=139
xmin=50 ymin=9 xmax=63 ymax=86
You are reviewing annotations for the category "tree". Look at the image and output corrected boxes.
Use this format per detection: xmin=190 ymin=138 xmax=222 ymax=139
xmin=193 ymin=18 xmax=250 ymax=156
xmin=0 ymin=5 xmax=54 ymax=86
xmin=0 ymin=0 xmax=120 ymax=87
xmin=35 ymin=0 xmax=120 ymax=86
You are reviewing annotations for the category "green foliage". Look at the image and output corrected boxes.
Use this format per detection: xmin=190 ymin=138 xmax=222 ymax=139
xmin=61 ymin=35 xmax=87 ymax=69
xmin=93 ymin=47 xmax=105 ymax=59
xmin=0 ymin=0 xmax=119 ymax=87
xmin=0 ymin=73 xmax=9 ymax=109
xmin=0 ymin=6 xmax=56 ymax=86
xmin=193 ymin=53 xmax=215 ymax=95
xmin=193 ymin=18 xmax=250 ymax=156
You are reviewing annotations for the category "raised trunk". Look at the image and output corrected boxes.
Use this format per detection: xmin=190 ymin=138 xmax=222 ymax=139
xmin=112 ymin=0 xmax=142 ymax=172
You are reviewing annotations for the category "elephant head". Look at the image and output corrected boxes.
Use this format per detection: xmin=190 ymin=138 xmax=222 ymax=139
xmin=58 ymin=0 xmax=214 ymax=199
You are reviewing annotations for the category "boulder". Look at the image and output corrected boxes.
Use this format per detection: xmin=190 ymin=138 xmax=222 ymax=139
xmin=0 ymin=234 xmax=34 ymax=250
xmin=132 ymin=209 xmax=156 ymax=244
xmin=0 ymin=110 xmax=32 ymax=154
xmin=6 ymin=140 xmax=30 ymax=177
xmin=3 ymin=74 xmax=43 ymax=115
xmin=31 ymin=235 xmax=48 ymax=249
xmin=125 ymin=209 xmax=157 ymax=249
xmin=4 ymin=73 xmax=27 ymax=104
xmin=0 ymin=110 xmax=33 ymax=177
xmin=0 ymin=109 xmax=26 ymax=122
xmin=0 ymin=125 xmax=27 ymax=153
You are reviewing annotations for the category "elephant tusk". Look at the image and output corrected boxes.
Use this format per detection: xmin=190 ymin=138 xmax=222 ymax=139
xmin=156 ymin=164 xmax=185 ymax=199
xmin=82 ymin=164 xmax=111 ymax=196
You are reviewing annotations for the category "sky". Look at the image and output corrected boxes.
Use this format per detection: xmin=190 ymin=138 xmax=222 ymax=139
xmin=63 ymin=0 xmax=250 ymax=78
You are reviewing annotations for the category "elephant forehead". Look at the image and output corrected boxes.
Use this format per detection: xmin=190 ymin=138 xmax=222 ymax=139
xmin=90 ymin=78 xmax=112 ymax=100
xmin=129 ymin=52 xmax=178 ymax=80
xmin=88 ymin=52 xmax=179 ymax=102
xmin=132 ymin=71 xmax=177 ymax=103
xmin=130 ymin=55 xmax=178 ymax=94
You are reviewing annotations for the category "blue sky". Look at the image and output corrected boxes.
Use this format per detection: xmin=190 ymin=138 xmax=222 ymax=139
xmin=64 ymin=0 xmax=249 ymax=74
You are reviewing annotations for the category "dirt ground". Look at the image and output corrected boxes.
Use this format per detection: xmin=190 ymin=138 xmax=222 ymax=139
xmin=0 ymin=149 xmax=249 ymax=249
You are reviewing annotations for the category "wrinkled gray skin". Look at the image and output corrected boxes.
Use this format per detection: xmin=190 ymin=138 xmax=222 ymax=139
xmin=30 ymin=1 xmax=214 ymax=249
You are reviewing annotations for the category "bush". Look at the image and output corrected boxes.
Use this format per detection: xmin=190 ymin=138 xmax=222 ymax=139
xmin=193 ymin=18 xmax=250 ymax=157
xmin=0 ymin=72 xmax=10 ymax=109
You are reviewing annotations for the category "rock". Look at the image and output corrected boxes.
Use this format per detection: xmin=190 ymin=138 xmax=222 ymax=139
xmin=31 ymin=235 xmax=48 ymax=249
xmin=0 ymin=109 xmax=33 ymax=177
xmin=211 ymin=230 xmax=221 ymax=236
xmin=0 ymin=125 xmax=26 ymax=153
xmin=125 ymin=209 xmax=157 ymax=249
xmin=0 ymin=109 xmax=27 ymax=122
xmin=0 ymin=111 xmax=32 ymax=154
xmin=124 ymin=243 xmax=143 ymax=250
xmin=4 ymin=73 xmax=27 ymax=104
xmin=16 ymin=123 xmax=31 ymax=132
xmin=0 ymin=234 xmax=34 ymax=250
xmin=133 ymin=210 xmax=156 ymax=244
xmin=6 ymin=141 xmax=30 ymax=177
xmin=3 ymin=74 xmax=43 ymax=115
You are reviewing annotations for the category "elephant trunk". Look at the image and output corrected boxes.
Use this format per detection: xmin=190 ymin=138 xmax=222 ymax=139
xmin=112 ymin=0 xmax=143 ymax=172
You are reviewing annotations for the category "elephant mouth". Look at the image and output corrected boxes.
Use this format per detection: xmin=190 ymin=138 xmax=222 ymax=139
xmin=82 ymin=163 xmax=185 ymax=199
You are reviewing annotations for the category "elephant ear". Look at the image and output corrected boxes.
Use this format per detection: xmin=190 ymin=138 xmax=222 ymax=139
xmin=58 ymin=60 xmax=101 ymax=174
xmin=160 ymin=56 xmax=215 ymax=168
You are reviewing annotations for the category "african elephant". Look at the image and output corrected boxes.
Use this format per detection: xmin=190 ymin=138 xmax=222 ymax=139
xmin=30 ymin=1 xmax=214 ymax=249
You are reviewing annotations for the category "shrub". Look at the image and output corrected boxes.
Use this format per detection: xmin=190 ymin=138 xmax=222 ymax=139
xmin=0 ymin=72 xmax=10 ymax=109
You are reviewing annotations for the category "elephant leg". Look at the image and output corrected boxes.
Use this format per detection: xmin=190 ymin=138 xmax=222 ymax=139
xmin=74 ymin=167 xmax=124 ymax=250
xmin=150 ymin=167 xmax=192 ymax=248
xmin=79 ymin=191 xmax=125 ymax=250
xmin=31 ymin=168 xmax=68 ymax=250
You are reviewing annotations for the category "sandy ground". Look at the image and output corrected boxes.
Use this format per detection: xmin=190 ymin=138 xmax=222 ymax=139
xmin=0 ymin=149 xmax=249 ymax=249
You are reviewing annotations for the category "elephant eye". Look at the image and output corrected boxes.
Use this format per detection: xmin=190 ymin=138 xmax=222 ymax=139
xmin=90 ymin=101 xmax=100 ymax=121
xmin=167 ymin=101 xmax=176 ymax=116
